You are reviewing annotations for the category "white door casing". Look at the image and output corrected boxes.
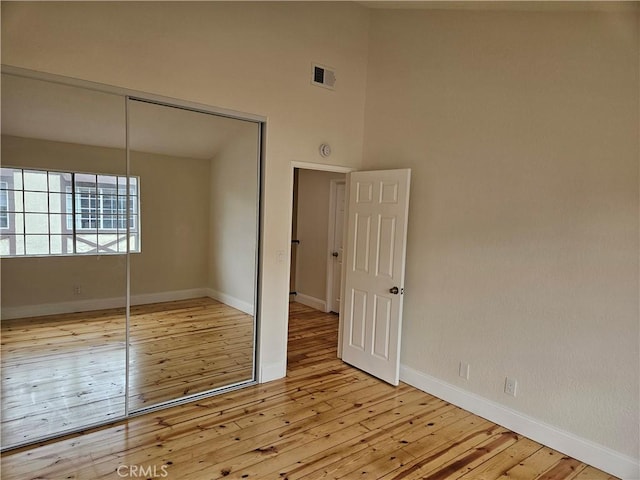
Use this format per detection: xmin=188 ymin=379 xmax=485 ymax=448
xmin=327 ymin=180 xmax=346 ymax=313
xmin=341 ymin=169 xmax=411 ymax=386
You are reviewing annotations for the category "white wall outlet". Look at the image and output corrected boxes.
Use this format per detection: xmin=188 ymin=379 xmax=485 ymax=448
xmin=504 ymin=377 xmax=518 ymax=397
xmin=276 ymin=250 xmax=287 ymax=264
xmin=458 ymin=362 xmax=470 ymax=380
xmin=73 ymin=285 xmax=81 ymax=295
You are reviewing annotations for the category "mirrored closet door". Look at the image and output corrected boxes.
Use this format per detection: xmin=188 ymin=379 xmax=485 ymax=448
xmin=0 ymin=74 xmax=128 ymax=447
xmin=127 ymin=99 xmax=259 ymax=411
xmin=0 ymin=70 xmax=261 ymax=449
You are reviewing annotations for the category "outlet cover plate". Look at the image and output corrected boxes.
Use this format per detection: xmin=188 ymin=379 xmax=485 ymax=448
xmin=504 ymin=377 xmax=517 ymax=397
xmin=459 ymin=362 xmax=470 ymax=380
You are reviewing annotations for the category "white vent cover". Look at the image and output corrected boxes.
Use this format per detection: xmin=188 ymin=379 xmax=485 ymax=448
xmin=311 ymin=63 xmax=336 ymax=90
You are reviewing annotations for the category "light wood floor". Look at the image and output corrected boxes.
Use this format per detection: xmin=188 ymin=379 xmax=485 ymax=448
xmin=1 ymin=297 xmax=254 ymax=448
xmin=0 ymin=303 xmax=617 ymax=479
xmin=127 ymin=298 xmax=254 ymax=410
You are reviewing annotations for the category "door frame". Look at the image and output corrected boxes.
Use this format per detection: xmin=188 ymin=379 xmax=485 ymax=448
xmin=326 ymin=178 xmax=346 ymax=315
xmin=288 ymin=161 xmax=354 ymax=362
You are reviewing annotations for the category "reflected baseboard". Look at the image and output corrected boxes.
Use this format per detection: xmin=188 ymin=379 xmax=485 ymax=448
xmin=0 ymin=288 xmax=255 ymax=320
xmin=2 ymin=296 xmax=132 ymax=320
xmin=205 ymin=288 xmax=254 ymax=316
xmin=131 ymin=289 xmax=210 ymax=308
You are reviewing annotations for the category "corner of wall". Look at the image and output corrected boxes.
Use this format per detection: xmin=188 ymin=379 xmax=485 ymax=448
xmin=259 ymin=361 xmax=287 ymax=384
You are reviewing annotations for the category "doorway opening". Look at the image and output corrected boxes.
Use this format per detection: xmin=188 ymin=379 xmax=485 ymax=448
xmin=290 ymin=168 xmax=346 ymax=313
xmin=287 ymin=163 xmax=352 ymax=371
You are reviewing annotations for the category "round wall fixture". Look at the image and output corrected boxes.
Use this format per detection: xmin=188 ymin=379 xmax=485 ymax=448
xmin=319 ymin=143 xmax=332 ymax=157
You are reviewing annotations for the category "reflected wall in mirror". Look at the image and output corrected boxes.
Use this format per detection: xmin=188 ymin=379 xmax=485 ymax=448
xmin=0 ymin=73 xmax=128 ymax=447
xmin=127 ymin=99 xmax=259 ymax=411
xmin=0 ymin=70 xmax=261 ymax=450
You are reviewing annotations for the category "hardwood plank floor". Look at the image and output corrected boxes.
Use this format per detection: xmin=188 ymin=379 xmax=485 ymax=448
xmin=0 ymin=303 xmax=618 ymax=479
xmin=1 ymin=297 xmax=253 ymax=448
xmin=128 ymin=298 xmax=254 ymax=410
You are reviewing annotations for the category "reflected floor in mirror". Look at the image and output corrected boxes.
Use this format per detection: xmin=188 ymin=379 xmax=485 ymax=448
xmin=1 ymin=307 xmax=126 ymax=448
xmin=1 ymin=297 xmax=254 ymax=448
xmin=128 ymin=298 xmax=254 ymax=410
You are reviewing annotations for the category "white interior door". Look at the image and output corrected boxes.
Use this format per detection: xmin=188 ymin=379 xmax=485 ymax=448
xmin=340 ymin=169 xmax=411 ymax=386
xmin=328 ymin=180 xmax=345 ymax=313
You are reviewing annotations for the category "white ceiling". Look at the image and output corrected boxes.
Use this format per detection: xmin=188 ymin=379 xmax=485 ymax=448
xmin=128 ymin=99 xmax=256 ymax=160
xmin=1 ymin=73 xmax=256 ymax=160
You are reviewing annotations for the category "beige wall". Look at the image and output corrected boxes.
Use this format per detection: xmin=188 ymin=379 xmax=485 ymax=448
xmin=295 ymin=169 xmax=345 ymax=304
xmin=208 ymin=124 xmax=260 ymax=311
xmin=130 ymin=150 xmax=210 ymax=297
xmin=0 ymin=1 xmax=371 ymax=380
xmin=362 ymin=8 xmax=639 ymax=460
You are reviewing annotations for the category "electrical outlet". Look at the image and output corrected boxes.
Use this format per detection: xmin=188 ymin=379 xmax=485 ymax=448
xmin=458 ymin=362 xmax=470 ymax=380
xmin=504 ymin=377 xmax=517 ymax=397
xmin=73 ymin=285 xmax=81 ymax=295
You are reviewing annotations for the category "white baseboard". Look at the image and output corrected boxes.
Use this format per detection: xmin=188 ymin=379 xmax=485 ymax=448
xmin=294 ymin=293 xmax=327 ymax=312
xmin=2 ymin=297 xmax=125 ymax=320
xmin=2 ymin=288 xmax=209 ymax=320
xmin=131 ymin=288 xmax=209 ymax=307
xmin=400 ymin=364 xmax=640 ymax=480
xmin=206 ymin=288 xmax=254 ymax=316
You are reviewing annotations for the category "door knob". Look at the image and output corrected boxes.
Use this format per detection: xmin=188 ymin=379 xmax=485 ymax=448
xmin=389 ymin=286 xmax=399 ymax=294
xmin=332 ymin=252 xmax=339 ymax=257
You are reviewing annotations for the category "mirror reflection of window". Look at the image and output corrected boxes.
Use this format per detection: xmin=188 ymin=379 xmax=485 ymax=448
xmin=0 ymin=167 xmax=140 ymax=257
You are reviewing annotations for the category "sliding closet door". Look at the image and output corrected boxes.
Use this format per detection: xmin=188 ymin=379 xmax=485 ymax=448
xmin=0 ymin=74 xmax=128 ymax=448
xmin=127 ymin=99 xmax=259 ymax=411
xmin=0 ymin=70 xmax=262 ymax=448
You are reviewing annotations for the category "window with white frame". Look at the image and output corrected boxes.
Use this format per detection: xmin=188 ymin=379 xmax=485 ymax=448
xmin=0 ymin=167 xmax=140 ymax=257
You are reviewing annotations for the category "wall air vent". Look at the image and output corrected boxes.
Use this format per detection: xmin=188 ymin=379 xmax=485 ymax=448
xmin=311 ymin=63 xmax=336 ymax=90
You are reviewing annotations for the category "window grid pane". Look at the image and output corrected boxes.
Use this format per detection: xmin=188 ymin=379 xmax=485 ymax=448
xmin=1 ymin=167 xmax=140 ymax=257
xmin=25 ymin=234 xmax=50 ymax=255
xmin=48 ymin=171 xmax=72 ymax=193
xmin=24 ymin=213 xmax=49 ymax=234
xmin=0 ymin=234 xmax=25 ymax=256
xmin=23 ymin=170 xmax=48 ymax=192
xmin=0 ymin=167 xmax=24 ymax=190
xmin=24 ymin=191 xmax=49 ymax=214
